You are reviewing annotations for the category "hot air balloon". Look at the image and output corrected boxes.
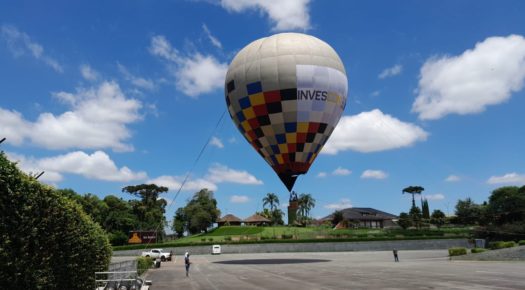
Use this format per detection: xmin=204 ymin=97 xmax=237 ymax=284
xmin=225 ymin=33 xmax=348 ymax=191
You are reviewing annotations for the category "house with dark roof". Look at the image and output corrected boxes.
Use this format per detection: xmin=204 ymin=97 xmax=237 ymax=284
xmin=243 ymin=214 xmax=271 ymax=226
xmin=322 ymin=207 xmax=399 ymax=229
xmin=217 ymin=214 xmax=243 ymax=227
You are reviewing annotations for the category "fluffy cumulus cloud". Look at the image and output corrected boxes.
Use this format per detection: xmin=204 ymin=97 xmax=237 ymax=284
xmin=220 ymin=0 xmax=311 ymax=31
xmin=206 ymin=164 xmax=263 ymax=185
xmin=413 ymin=35 xmax=525 ymax=120
xmin=323 ymin=109 xmax=428 ymax=154
xmin=1 ymin=24 xmax=63 ymax=72
xmin=423 ymin=193 xmax=445 ymax=201
xmin=487 ymin=172 xmax=525 ymax=185
xmin=379 ymin=64 xmax=402 ymax=79
xmin=445 ymin=175 xmax=461 ymax=182
xmin=210 ymin=137 xmax=224 ymax=148
xmin=361 ymin=170 xmax=388 ymax=179
xmin=0 ymin=81 xmax=142 ymax=151
xmin=148 ymin=175 xmax=218 ymax=192
xmin=230 ymin=195 xmax=250 ymax=203
xmin=324 ymin=198 xmax=352 ymax=210
xmin=149 ymin=35 xmax=227 ymax=97
xmin=7 ymin=151 xmax=147 ymax=183
xmin=332 ymin=167 xmax=352 ymax=176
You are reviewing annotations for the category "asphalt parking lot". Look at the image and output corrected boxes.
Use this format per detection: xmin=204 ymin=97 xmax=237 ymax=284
xmin=143 ymin=250 xmax=525 ymax=289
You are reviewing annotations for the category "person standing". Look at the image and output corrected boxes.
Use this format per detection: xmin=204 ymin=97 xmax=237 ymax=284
xmin=393 ymin=249 xmax=399 ymax=262
xmin=184 ymin=252 xmax=191 ymax=277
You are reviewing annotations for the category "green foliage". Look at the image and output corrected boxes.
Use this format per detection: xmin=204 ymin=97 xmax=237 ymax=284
xmin=422 ymin=199 xmax=430 ymax=219
xmin=430 ymin=209 xmax=446 ymax=228
xmin=397 ymin=212 xmax=412 ymax=229
xmin=489 ymin=241 xmax=516 ymax=250
xmin=448 ymin=247 xmax=467 ymax=256
xmin=123 ymin=184 xmax=169 ymax=233
xmin=518 ymin=240 xmax=525 ymax=245
xmin=0 ymin=152 xmax=112 ymax=289
xmin=137 ymin=256 xmax=153 ymax=275
xmin=487 ymin=186 xmax=525 ymax=224
xmin=262 ymin=193 xmax=280 ymax=211
xmin=402 ymin=186 xmax=424 ymax=208
xmin=207 ymin=226 xmax=264 ymax=236
xmin=455 ymin=198 xmax=482 ymax=225
xmin=174 ymin=189 xmax=221 ymax=235
xmin=332 ymin=210 xmax=344 ymax=227
xmin=297 ymin=193 xmax=316 ymax=220
xmin=409 ymin=206 xmax=423 ymax=229
xmin=471 ymin=248 xmax=487 ymax=254
xmin=109 ymin=231 xmax=130 ymax=246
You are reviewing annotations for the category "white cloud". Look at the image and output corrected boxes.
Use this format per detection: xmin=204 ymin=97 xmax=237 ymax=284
xmin=379 ymin=64 xmax=402 ymax=79
xmin=210 ymin=137 xmax=224 ymax=148
xmin=202 ymin=24 xmax=222 ymax=49
xmin=80 ymin=64 xmax=99 ymax=81
xmin=487 ymin=172 xmax=525 ymax=185
xmin=220 ymin=0 xmax=311 ymax=31
xmin=7 ymin=151 xmax=146 ymax=183
xmin=206 ymin=164 xmax=263 ymax=185
xmin=423 ymin=194 xmax=445 ymax=201
xmin=370 ymin=90 xmax=381 ymax=97
xmin=148 ymin=175 xmax=218 ymax=192
xmin=149 ymin=35 xmax=227 ymax=97
xmin=0 ymin=81 xmax=142 ymax=151
xmin=317 ymin=172 xmax=327 ymax=178
xmin=1 ymin=25 xmax=63 ymax=72
xmin=361 ymin=170 xmax=388 ymax=179
xmin=413 ymin=35 xmax=525 ymax=120
xmin=445 ymin=175 xmax=461 ymax=182
xmin=324 ymin=198 xmax=353 ymax=210
xmin=117 ymin=63 xmax=156 ymax=91
xmin=323 ymin=109 xmax=428 ymax=154
xmin=332 ymin=167 xmax=351 ymax=176
xmin=230 ymin=195 xmax=250 ymax=203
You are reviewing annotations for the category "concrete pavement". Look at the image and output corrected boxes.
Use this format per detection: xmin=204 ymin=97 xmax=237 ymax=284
xmin=143 ymin=250 xmax=525 ymax=289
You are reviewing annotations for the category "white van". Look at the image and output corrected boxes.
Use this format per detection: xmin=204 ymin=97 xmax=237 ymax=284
xmin=212 ymin=244 xmax=221 ymax=255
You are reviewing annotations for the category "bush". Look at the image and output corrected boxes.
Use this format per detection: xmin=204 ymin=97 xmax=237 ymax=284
xmin=281 ymin=234 xmax=293 ymax=239
xmin=109 ymin=231 xmax=129 ymax=246
xmin=490 ymin=241 xmax=516 ymax=250
xmin=224 ymin=236 xmax=232 ymax=241
xmin=137 ymin=256 xmax=153 ymax=275
xmin=448 ymin=247 xmax=467 ymax=256
xmin=519 ymin=240 xmax=525 ymax=246
xmin=471 ymin=248 xmax=488 ymax=254
xmin=0 ymin=152 xmax=111 ymax=289
xmin=208 ymin=238 xmax=213 ymax=242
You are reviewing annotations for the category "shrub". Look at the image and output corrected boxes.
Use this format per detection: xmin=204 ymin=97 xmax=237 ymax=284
xmin=224 ymin=236 xmax=232 ymax=241
xmin=471 ymin=248 xmax=488 ymax=254
xmin=208 ymin=238 xmax=213 ymax=242
xmin=448 ymin=247 xmax=467 ymax=256
xmin=490 ymin=241 xmax=516 ymax=250
xmin=137 ymin=256 xmax=153 ymax=275
xmin=201 ymin=238 xmax=206 ymax=242
xmin=281 ymin=234 xmax=293 ymax=239
xmin=519 ymin=240 xmax=525 ymax=246
xmin=109 ymin=231 xmax=129 ymax=246
xmin=0 ymin=152 xmax=111 ymax=289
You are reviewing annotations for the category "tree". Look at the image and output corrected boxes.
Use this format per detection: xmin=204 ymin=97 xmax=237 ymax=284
xmin=402 ymin=186 xmax=425 ymax=208
xmin=409 ymin=206 xmax=423 ymax=229
xmin=332 ymin=211 xmax=344 ymax=227
xmin=297 ymin=193 xmax=316 ymax=219
xmin=123 ymin=184 xmax=169 ymax=231
xmin=0 ymin=152 xmax=111 ymax=289
xmin=262 ymin=193 xmax=280 ymax=211
xmin=430 ymin=209 xmax=446 ymax=228
xmin=487 ymin=186 xmax=525 ymax=224
xmin=455 ymin=198 xmax=481 ymax=225
xmin=422 ymin=199 xmax=430 ymax=220
xmin=176 ymin=189 xmax=221 ymax=235
xmin=257 ymin=208 xmax=284 ymax=225
xmin=172 ymin=208 xmax=186 ymax=238
xmin=397 ymin=212 xmax=412 ymax=229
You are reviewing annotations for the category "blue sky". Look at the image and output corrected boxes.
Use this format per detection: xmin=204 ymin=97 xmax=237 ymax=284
xmin=1 ymin=0 xmax=525 ymax=223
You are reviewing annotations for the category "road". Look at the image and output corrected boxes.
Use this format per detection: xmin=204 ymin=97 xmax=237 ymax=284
xmin=143 ymin=250 xmax=525 ymax=289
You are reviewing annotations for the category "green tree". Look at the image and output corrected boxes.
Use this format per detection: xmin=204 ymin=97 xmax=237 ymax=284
xmin=430 ymin=209 xmax=446 ymax=228
xmin=397 ymin=212 xmax=412 ymax=229
xmin=331 ymin=210 xmax=344 ymax=227
xmin=402 ymin=186 xmax=425 ymax=208
xmin=297 ymin=193 xmax=316 ymax=219
xmin=180 ymin=189 xmax=221 ymax=234
xmin=172 ymin=208 xmax=186 ymax=238
xmin=262 ymin=192 xmax=280 ymax=211
xmin=487 ymin=186 xmax=525 ymax=224
xmin=409 ymin=206 xmax=423 ymax=229
xmin=422 ymin=199 xmax=430 ymax=220
xmin=455 ymin=198 xmax=481 ymax=225
xmin=0 ymin=152 xmax=111 ymax=289
xmin=123 ymin=184 xmax=169 ymax=231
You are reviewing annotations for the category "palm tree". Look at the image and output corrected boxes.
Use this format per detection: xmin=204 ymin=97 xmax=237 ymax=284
xmin=297 ymin=193 xmax=316 ymax=218
xmin=262 ymin=193 xmax=280 ymax=211
xmin=402 ymin=186 xmax=425 ymax=208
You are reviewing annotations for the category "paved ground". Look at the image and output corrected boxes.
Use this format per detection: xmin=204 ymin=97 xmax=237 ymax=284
xmin=142 ymin=250 xmax=525 ymax=289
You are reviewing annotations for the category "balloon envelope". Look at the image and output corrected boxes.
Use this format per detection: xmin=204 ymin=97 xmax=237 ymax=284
xmin=225 ymin=33 xmax=348 ymax=191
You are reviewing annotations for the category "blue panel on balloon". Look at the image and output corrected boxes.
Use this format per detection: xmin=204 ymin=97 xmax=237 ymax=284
xmin=239 ymin=96 xmax=251 ymax=109
xmin=275 ymin=134 xmax=286 ymax=144
xmin=285 ymin=122 xmax=297 ymax=133
xmin=236 ymin=111 xmax=246 ymax=122
xmin=247 ymin=82 xmax=262 ymax=95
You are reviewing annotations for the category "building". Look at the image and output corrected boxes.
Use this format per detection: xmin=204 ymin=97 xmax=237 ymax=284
xmin=243 ymin=214 xmax=271 ymax=226
xmin=322 ymin=207 xmax=398 ymax=229
xmin=217 ymin=214 xmax=243 ymax=227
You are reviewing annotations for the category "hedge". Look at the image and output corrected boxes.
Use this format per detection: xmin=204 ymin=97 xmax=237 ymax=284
xmin=137 ymin=257 xmax=153 ymax=275
xmin=489 ymin=241 xmax=516 ymax=250
xmin=519 ymin=240 xmax=525 ymax=246
xmin=0 ymin=152 xmax=112 ymax=289
xmin=471 ymin=248 xmax=487 ymax=254
xmin=448 ymin=247 xmax=467 ymax=256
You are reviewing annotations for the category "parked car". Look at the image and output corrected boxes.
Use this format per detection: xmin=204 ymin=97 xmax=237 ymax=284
xmin=141 ymin=249 xmax=172 ymax=261
xmin=212 ymin=244 xmax=221 ymax=255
